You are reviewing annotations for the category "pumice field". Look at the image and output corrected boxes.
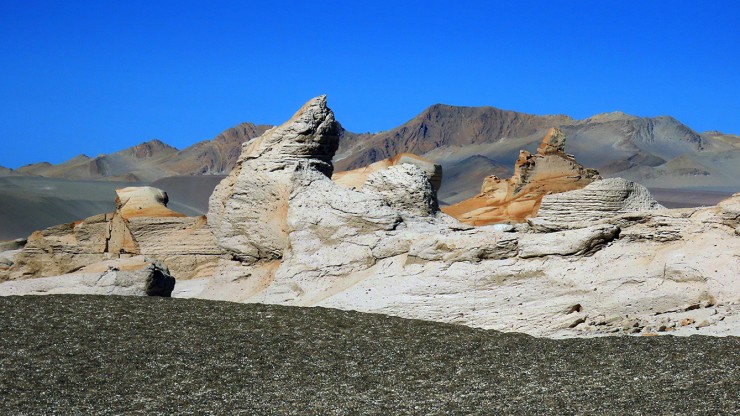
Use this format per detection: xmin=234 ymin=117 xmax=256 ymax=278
xmin=0 ymin=295 xmax=737 ymax=415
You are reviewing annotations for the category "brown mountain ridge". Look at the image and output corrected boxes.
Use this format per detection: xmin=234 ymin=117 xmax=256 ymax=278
xmin=5 ymin=123 xmax=272 ymax=182
xmin=2 ymin=104 xmax=737 ymax=206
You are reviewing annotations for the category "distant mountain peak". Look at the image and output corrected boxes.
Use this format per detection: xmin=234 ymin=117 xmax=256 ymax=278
xmin=584 ymin=111 xmax=638 ymax=123
xmin=120 ymin=139 xmax=179 ymax=159
xmin=68 ymin=154 xmax=91 ymax=162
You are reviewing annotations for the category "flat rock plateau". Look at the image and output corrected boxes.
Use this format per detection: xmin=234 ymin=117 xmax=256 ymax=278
xmin=0 ymin=295 xmax=737 ymax=415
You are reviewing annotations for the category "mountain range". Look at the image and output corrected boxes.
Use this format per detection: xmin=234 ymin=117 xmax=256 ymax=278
xmin=2 ymin=104 xmax=738 ymax=206
xmin=5 ymin=123 xmax=272 ymax=182
xmin=337 ymin=105 xmax=740 ymax=203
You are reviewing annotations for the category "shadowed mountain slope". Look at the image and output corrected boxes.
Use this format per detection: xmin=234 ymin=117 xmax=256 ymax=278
xmin=162 ymin=123 xmax=273 ymax=175
xmin=15 ymin=140 xmax=178 ymax=181
xmin=437 ymin=154 xmax=511 ymax=204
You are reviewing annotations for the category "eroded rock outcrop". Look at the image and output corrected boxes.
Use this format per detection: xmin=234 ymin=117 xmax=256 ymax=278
xmin=3 ymin=96 xmax=738 ymax=339
xmin=189 ymin=97 xmax=739 ymax=338
xmin=3 ymin=187 xmax=220 ymax=281
xmin=116 ymin=186 xmax=185 ymax=219
xmin=0 ymin=256 xmax=175 ymax=297
xmin=443 ymin=128 xmax=601 ymax=225
xmin=530 ymin=178 xmax=665 ymax=231
xmin=363 ymin=164 xmax=439 ymax=217
xmin=208 ymin=95 xmax=342 ymax=264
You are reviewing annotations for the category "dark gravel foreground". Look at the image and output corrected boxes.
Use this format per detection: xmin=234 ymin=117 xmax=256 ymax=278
xmin=0 ymin=295 xmax=737 ymax=415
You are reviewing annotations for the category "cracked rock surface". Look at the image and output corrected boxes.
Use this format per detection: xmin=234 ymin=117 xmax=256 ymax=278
xmin=0 ymin=257 xmax=174 ymax=296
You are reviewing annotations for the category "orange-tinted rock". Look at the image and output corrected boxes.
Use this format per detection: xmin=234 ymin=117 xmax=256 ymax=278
xmin=4 ymin=186 xmax=220 ymax=281
xmin=115 ymin=187 xmax=185 ymax=219
xmin=537 ymin=127 xmax=567 ymax=155
xmin=332 ymin=153 xmax=442 ymax=191
xmin=442 ymin=128 xmax=600 ymax=225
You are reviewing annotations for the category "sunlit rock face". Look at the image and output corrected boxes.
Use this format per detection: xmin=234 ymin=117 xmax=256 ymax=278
xmin=2 ymin=186 xmax=220 ymax=282
xmin=333 ymin=153 xmax=442 ymax=192
xmin=196 ymin=97 xmax=739 ymax=338
xmin=0 ymin=256 xmax=175 ymax=297
xmin=207 ymin=95 xmax=342 ymax=264
xmin=530 ymin=178 xmax=665 ymax=231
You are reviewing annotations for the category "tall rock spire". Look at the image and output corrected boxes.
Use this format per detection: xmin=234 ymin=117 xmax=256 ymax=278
xmin=208 ymin=96 xmax=341 ymax=263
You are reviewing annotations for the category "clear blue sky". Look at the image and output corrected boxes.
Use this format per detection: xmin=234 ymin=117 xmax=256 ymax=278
xmin=1 ymin=0 xmax=738 ymax=168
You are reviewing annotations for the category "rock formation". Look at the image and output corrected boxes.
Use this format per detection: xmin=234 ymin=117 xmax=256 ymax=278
xmin=116 ymin=186 xmax=184 ymax=218
xmin=208 ymin=95 xmax=342 ymax=264
xmin=443 ymin=128 xmax=601 ymax=225
xmin=530 ymin=178 xmax=665 ymax=231
xmin=335 ymin=104 xmax=740 ymax=205
xmin=0 ymin=257 xmax=175 ymax=297
xmin=2 ymin=187 xmax=220 ymax=282
xmin=363 ymin=164 xmax=439 ymax=217
xmin=332 ymin=153 xmax=442 ymax=192
xmin=2 ymin=96 xmax=738 ymax=339
xmin=195 ymin=97 xmax=740 ymax=337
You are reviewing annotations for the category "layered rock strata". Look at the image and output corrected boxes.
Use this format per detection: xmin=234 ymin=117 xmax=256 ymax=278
xmin=193 ymin=97 xmax=739 ymax=337
xmin=2 ymin=187 xmax=220 ymax=281
xmin=442 ymin=128 xmax=601 ymax=225
xmin=208 ymin=95 xmax=342 ymax=264
xmin=530 ymin=178 xmax=665 ymax=231
xmin=0 ymin=256 xmax=175 ymax=297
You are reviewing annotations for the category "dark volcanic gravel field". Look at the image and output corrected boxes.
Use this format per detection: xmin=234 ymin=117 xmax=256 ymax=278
xmin=0 ymin=295 xmax=737 ymax=415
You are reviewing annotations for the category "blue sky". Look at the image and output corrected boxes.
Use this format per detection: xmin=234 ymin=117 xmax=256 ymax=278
xmin=1 ymin=0 xmax=738 ymax=168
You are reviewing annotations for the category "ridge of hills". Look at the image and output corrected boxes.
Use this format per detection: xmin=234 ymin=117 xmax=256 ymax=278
xmin=2 ymin=95 xmax=738 ymax=340
xmin=0 ymin=104 xmax=737 ymax=207
xmin=4 ymin=123 xmax=272 ymax=182
xmin=336 ymin=104 xmax=739 ymax=203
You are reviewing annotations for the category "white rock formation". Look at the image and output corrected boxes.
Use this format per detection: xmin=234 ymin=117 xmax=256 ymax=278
xmin=208 ymin=95 xmax=342 ymax=263
xmin=3 ymin=96 xmax=738 ymax=339
xmin=191 ymin=96 xmax=740 ymax=337
xmin=363 ymin=164 xmax=439 ymax=217
xmin=0 ymin=256 xmax=175 ymax=297
xmin=531 ymin=178 xmax=665 ymax=231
